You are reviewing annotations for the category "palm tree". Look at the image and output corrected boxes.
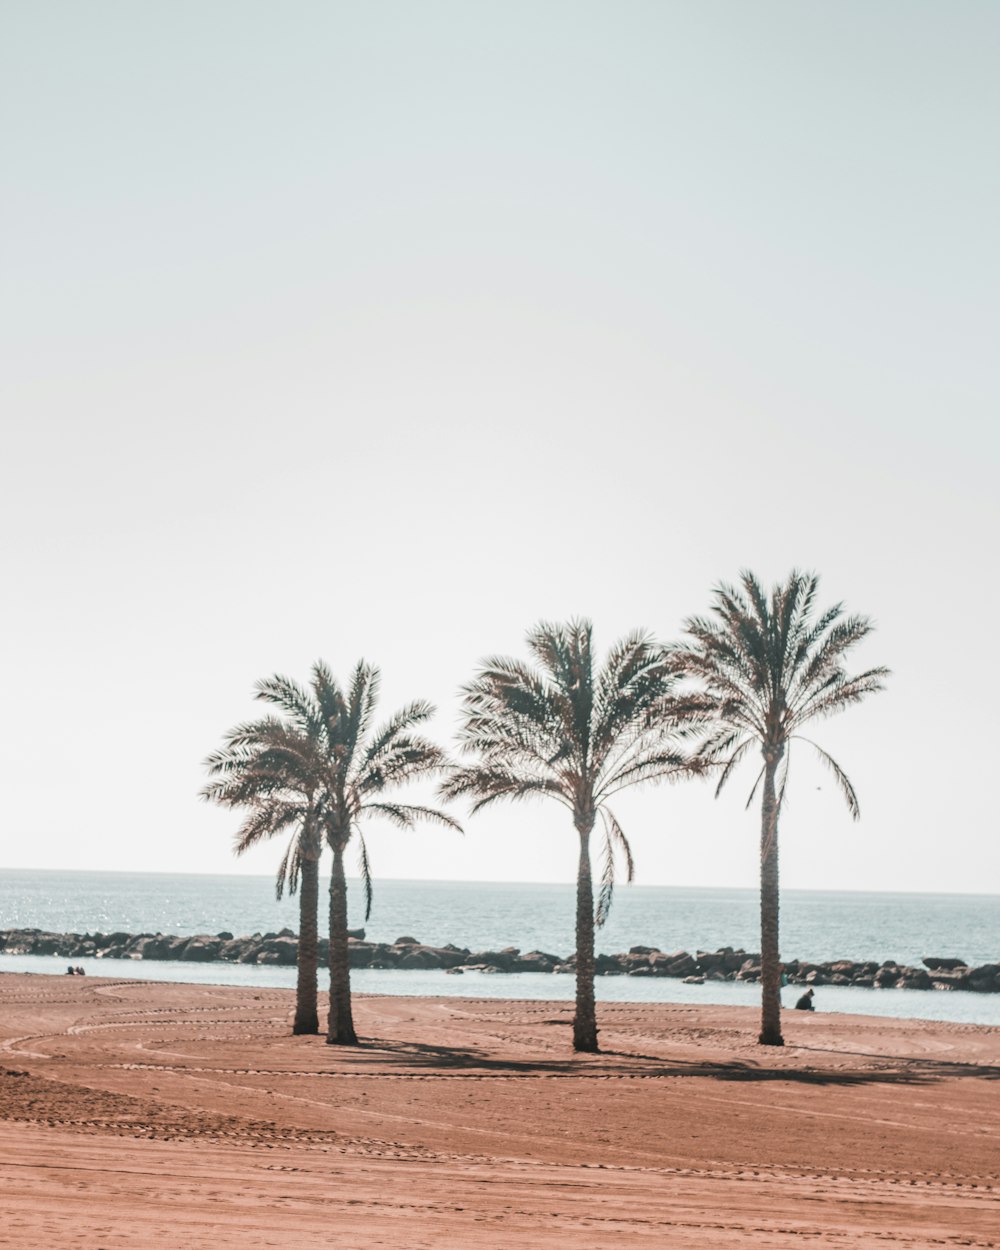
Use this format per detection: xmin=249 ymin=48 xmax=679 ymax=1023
xmin=441 ymin=620 xmax=706 ymax=1053
xmin=202 ymin=695 xmax=327 ymax=1035
xmin=674 ymin=571 xmax=889 ymax=1046
xmin=302 ymin=660 xmax=461 ymax=1046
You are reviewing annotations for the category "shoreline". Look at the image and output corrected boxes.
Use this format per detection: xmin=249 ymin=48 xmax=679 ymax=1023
xmin=2 ymin=971 xmax=998 ymax=1248
xmin=6 ymin=951 xmax=1000 ymax=1031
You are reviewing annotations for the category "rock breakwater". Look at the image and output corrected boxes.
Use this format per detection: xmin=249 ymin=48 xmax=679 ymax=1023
xmin=2 ymin=928 xmax=998 ymax=992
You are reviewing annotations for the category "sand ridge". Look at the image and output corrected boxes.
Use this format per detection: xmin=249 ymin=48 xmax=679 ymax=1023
xmin=1 ymin=972 xmax=998 ymax=1248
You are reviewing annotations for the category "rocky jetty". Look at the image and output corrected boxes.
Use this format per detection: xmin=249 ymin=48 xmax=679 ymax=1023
xmin=2 ymin=928 xmax=998 ymax=993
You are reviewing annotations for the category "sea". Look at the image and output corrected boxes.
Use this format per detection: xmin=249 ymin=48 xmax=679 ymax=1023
xmin=2 ymin=869 xmax=998 ymax=1026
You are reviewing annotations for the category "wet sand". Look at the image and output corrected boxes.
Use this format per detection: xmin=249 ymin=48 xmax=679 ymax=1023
xmin=1 ymin=972 xmax=997 ymax=1248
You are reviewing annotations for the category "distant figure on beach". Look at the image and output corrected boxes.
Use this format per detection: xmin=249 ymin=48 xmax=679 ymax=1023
xmin=795 ymin=988 xmax=815 ymax=1011
xmin=66 ymin=965 xmax=76 ymax=975
xmin=75 ymin=966 xmax=86 ymax=976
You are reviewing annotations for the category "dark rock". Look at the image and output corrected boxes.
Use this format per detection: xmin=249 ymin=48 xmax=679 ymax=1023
xmin=398 ymin=947 xmax=444 ymax=970
xmin=897 ymin=968 xmax=932 ymax=990
xmin=650 ymin=951 xmax=697 ymax=977
xmin=394 ymin=936 xmax=420 ymax=947
xmin=348 ymin=943 xmax=376 ymax=969
xmin=927 ymin=968 xmax=970 ymax=990
xmin=715 ymin=949 xmax=744 ymax=974
xmin=512 ymin=951 xmax=559 ymax=973
xmin=462 ymin=950 xmax=516 ymax=971
xmin=216 ymin=931 xmax=234 ymax=941
xmin=131 ymin=935 xmax=175 ymax=961
xmin=968 ymin=967 xmax=1000 ymax=992
xmin=922 ymin=957 xmax=969 ymax=972
xmin=181 ymin=936 xmax=225 ymax=962
xmin=254 ymin=936 xmax=298 ymax=966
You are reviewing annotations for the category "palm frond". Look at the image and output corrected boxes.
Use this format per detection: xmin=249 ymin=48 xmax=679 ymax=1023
xmin=254 ymin=674 xmax=315 ymax=726
xmin=362 ymin=700 xmax=436 ymax=770
xmin=595 ymin=807 xmax=634 ymax=928
xmin=274 ymin=834 xmax=302 ymax=901
xmin=356 ymin=829 xmax=374 ymax=921
xmin=598 ymin=746 xmax=700 ymax=799
xmin=792 ymin=666 xmax=891 ymax=726
xmin=709 ymin=733 xmax=755 ymax=798
xmin=794 ymin=735 xmax=861 ymax=819
xmin=232 ymin=798 xmax=306 ymax=856
xmin=744 ymin=764 xmax=766 ymax=811
xmin=344 ymin=660 xmax=381 ymax=762
xmin=439 ymin=765 xmax=570 ymax=814
xmin=357 ymin=734 xmax=451 ymax=796
xmin=360 ymin=801 xmax=464 ymax=833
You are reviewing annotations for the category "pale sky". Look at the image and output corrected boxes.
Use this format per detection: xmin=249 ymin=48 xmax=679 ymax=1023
xmin=2 ymin=2 xmax=997 ymax=894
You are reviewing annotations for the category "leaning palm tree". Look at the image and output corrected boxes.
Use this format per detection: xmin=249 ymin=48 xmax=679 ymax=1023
xmin=441 ymin=620 xmax=706 ymax=1053
xmin=203 ymin=687 xmax=329 ymax=1035
xmin=674 ymin=571 xmax=889 ymax=1046
xmin=303 ymin=660 xmax=461 ymax=1045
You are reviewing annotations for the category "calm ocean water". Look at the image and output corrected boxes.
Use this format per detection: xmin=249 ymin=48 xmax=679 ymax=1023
xmin=2 ymin=869 xmax=998 ymax=1025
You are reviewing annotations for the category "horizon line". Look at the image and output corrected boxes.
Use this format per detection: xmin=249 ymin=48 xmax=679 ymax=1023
xmin=2 ymin=865 xmax=998 ymax=902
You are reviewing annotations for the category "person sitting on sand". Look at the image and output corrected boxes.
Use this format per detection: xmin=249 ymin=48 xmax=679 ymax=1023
xmin=66 ymin=965 xmax=76 ymax=975
xmin=795 ymin=988 xmax=815 ymax=1011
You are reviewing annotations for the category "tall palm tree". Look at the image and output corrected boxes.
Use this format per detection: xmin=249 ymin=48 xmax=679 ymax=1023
xmin=674 ymin=571 xmax=889 ymax=1046
xmin=203 ymin=698 xmax=327 ymax=1036
xmin=441 ymin=620 xmax=706 ymax=1053
xmin=302 ymin=660 xmax=461 ymax=1046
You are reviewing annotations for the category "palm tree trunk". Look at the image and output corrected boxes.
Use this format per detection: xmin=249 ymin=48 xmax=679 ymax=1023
xmin=758 ymin=756 xmax=784 ymax=1046
xmin=293 ymin=852 xmax=320 ymax=1034
xmin=573 ymin=819 xmax=598 ymax=1053
xmin=326 ymin=841 xmax=358 ymax=1046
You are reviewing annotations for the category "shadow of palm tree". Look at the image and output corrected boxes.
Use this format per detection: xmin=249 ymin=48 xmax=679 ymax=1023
xmin=348 ymin=1038 xmax=1000 ymax=1087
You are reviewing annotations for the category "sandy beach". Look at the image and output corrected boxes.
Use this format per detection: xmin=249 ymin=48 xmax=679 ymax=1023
xmin=1 ymin=972 xmax=997 ymax=1249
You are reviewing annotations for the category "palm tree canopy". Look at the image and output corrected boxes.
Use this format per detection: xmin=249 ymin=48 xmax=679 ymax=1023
xmin=206 ymin=660 xmax=460 ymax=918
xmin=441 ymin=619 xmax=707 ymax=921
xmin=202 ymin=708 xmax=325 ymax=899
xmin=674 ymin=570 xmax=889 ymax=816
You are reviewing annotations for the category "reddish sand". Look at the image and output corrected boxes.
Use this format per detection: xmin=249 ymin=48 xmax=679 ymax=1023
xmin=1 ymin=973 xmax=997 ymax=1248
